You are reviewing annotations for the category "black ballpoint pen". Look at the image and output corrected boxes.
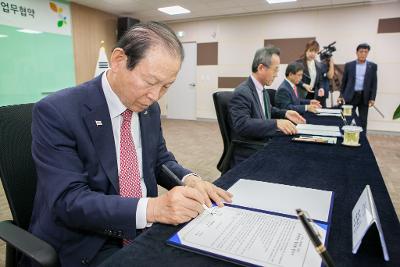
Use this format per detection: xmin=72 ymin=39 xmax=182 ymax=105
xmin=161 ymin=164 xmax=184 ymax=186
xmin=161 ymin=164 xmax=211 ymax=211
xmin=296 ymin=209 xmax=336 ymax=267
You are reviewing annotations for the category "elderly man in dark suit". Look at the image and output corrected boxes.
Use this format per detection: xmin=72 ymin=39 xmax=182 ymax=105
xmin=229 ymin=46 xmax=306 ymax=167
xmin=338 ymin=43 xmax=378 ymax=130
xmin=275 ymin=62 xmax=321 ymax=114
xmin=27 ymin=22 xmax=231 ymax=267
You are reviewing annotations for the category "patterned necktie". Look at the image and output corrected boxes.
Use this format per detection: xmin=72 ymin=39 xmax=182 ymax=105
xmin=119 ymin=109 xmax=142 ymax=199
xmin=262 ymin=89 xmax=271 ymax=119
xmin=293 ymin=85 xmax=299 ymax=98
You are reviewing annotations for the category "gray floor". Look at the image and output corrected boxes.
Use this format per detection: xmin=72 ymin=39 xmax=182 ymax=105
xmin=0 ymin=119 xmax=399 ymax=266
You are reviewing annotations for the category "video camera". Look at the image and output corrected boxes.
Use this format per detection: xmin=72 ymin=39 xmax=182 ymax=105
xmin=319 ymin=41 xmax=336 ymax=61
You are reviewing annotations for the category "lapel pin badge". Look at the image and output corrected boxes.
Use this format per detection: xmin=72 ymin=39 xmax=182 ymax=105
xmin=95 ymin=120 xmax=103 ymax=127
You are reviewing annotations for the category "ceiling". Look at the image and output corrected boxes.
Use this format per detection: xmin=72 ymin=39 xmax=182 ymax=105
xmin=70 ymin=0 xmax=396 ymax=23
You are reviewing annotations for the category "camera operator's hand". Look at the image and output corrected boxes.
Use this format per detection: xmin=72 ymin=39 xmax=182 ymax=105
xmin=310 ymin=99 xmax=322 ymax=108
xmin=337 ymin=97 xmax=345 ymax=105
xmin=318 ymin=88 xmax=325 ymax=97
xmin=303 ymin=84 xmax=313 ymax=93
xmin=276 ymin=119 xmax=297 ymax=135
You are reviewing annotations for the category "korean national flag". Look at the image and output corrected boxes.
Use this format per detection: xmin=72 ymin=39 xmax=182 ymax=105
xmin=94 ymin=43 xmax=109 ymax=77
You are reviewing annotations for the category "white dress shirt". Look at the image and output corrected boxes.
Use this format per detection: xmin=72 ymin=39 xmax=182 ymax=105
xmin=250 ymin=74 xmax=266 ymax=116
xmin=307 ymin=60 xmax=317 ymax=89
xmin=102 ymin=70 xmax=149 ymax=229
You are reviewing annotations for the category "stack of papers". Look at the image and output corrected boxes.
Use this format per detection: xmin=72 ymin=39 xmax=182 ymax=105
xmin=316 ymin=108 xmax=342 ymax=117
xmin=167 ymin=180 xmax=334 ymax=267
xmin=296 ymin=124 xmax=342 ymax=137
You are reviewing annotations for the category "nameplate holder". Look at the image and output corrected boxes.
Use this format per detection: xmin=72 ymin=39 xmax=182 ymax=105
xmin=352 ymin=185 xmax=389 ymax=261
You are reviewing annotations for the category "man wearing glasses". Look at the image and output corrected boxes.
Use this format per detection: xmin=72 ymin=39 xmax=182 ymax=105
xmin=229 ymin=46 xmax=305 ymax=167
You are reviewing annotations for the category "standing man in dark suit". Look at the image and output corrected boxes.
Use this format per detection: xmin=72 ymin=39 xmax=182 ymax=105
xmin=27 ymin=22 xmax=232 ymax=267
xmin=229 ymin=46 xmax=306 ymax=166
xmin=275 ymin=62 xmax=321 ymax=114
xmin=338 ymin=43 xmax=378 ymax=130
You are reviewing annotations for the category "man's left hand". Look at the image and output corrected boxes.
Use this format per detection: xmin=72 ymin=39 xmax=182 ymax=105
xmin=184 ymin=175 xmax=233 ymax=207
xmin=285 ymin=110 xmax=306 ymax=124
xmin=368 ymin=100 xmax=375 ymax=107
xmin=310 ymin=99 xmax=322 ymax=108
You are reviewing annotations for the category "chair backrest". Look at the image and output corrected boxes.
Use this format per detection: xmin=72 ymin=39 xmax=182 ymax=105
xmin=0 ymin=104 xmax=36 ymax=230
xmin=267 ymin=89 xmax=276 ymax=107
xmin=212 ymin=91 xmax=234 ymax=172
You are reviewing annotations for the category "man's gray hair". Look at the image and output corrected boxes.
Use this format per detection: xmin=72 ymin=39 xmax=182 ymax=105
xmin=251 ymin=45 xmax=280 ymax=73
xmin=115 ymin=21 xmax=184 ymax=70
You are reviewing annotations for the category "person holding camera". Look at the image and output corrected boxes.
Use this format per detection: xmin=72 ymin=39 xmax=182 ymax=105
xmin=338 ymin=43 xmax=377 ymax=130
xmin=296 ymin=40 xmax=325 ymax=100
xmin=319 ymin=56 xmax=335 ymax=107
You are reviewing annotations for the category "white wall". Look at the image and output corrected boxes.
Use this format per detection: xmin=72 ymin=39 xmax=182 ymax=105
xmin=165 ymin=2 xmax=400 ymax=132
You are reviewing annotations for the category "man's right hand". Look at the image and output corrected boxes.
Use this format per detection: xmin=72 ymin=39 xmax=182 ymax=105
xmin=147 ymin=186 xmax=205 ymax=225
xmin=276 ymin=119 xmax=297 ymax=135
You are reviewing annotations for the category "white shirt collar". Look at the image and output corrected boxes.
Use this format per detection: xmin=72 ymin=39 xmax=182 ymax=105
xmin=250 ymin=74 xmax=264 ymax=93
xmin=285 ymin=78 xmax=296 ymax=89
xmin=101 ymin=70 xmax=127 ymax=119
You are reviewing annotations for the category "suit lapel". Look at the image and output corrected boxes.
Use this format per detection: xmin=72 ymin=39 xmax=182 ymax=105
xmin=247 ymin=77 xmax=265 ymax=119
xmin=83 ymin=78 xmax=119 ymax=193
xmin=138 ymin=108 xmax=157 ymax=196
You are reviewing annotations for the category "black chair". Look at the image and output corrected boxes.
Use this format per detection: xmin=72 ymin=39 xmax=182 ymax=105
xmin=0 ymin=104 xmax=59 ymax=267
xmin=213 ymin=92 xmax=265 ymax=174
xmin=266 ymin=88 xmax=276 ymax=107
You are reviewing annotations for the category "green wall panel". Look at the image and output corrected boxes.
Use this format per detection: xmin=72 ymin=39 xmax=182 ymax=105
xmin=0 ymin=24 xmax=75 ymax=106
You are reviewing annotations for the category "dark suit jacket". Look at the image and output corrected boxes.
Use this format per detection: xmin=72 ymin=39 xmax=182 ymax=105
xmin=229 ymin=77 xmax=286 ymax=165
xmin=28 ymin=75 xmax=191 ymax=266
xmin=341 ymin=60 xmax=378 ymax=105
xmin=275 ymin=79 xmax=311 ymax=114
xmin=296 ymin=58 xmax=323 ymax=99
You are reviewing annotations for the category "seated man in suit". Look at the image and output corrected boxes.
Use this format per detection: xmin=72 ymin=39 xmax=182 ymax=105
xmin=275 ymin=62 xmax=321 ymax=114
xmin=229 ymin=46 xmax=306 ymax=167
xmin=27 ymin=22 xmax=232 ymax=267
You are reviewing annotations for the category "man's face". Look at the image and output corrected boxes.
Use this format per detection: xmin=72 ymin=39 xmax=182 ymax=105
xmin=109 ymin=46 xmax=181 ymax=112
xmin=289 ymin=70 xmax=303 ymax=85
xmin=356 ymin=48 xmax=369 ymax=63
xmin=261 ymin=54 xmax=280 ymax=86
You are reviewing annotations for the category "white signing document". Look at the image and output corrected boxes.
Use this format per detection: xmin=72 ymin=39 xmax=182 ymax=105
xmin=228 ymin=179 xmax=334 ymax=222
xmin=316 ymin=108 xmax=341 ymax=114
xmin=167 ymin=205 xmax=328 ymax=267
xmin=296 ymin=124 xmax=342 ymax=137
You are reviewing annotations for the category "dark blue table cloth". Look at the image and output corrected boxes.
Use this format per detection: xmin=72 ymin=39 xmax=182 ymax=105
xmin=100 ymin=113 xmax=400 ymax=267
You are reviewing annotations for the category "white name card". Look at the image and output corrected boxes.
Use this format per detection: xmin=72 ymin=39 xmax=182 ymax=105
xmin=352 ymin=185 xmax=389 ymax=261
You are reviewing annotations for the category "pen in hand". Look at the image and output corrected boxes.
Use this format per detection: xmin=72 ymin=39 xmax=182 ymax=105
xmin=161 ymin=164 xmax=211 ymax=213
xmin=296 ymin=209 xmax=335 ymax=267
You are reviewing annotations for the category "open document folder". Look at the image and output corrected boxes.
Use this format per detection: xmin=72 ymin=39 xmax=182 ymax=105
xmin=167 ymin=180 xmax=334 ymax=267
xmin=296 ymin=124 xmax=342 ymax=137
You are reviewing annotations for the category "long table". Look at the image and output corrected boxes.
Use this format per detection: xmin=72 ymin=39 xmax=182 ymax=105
xmin=100 ymin=113 xmax=400 ymax=266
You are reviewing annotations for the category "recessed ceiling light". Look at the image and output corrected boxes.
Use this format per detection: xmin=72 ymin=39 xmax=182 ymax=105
xmin=158 ymin=6 xmax=190 ymax=15
xmin=0 ymin=34 xmax=8 ymax=38
xmin=266 ymin=0 xmax=297 ymax=4
xmin=17 ymin=29 xmax=42 ymax=34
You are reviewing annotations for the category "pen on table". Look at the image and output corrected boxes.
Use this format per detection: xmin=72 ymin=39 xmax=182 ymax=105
xmin=161 ymin=164 xmax=211 ymax=212
xmin=296 ymin=209 xmax=335 ymax=267
xmin=340 ymin=112 xmax=348 ymax=126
